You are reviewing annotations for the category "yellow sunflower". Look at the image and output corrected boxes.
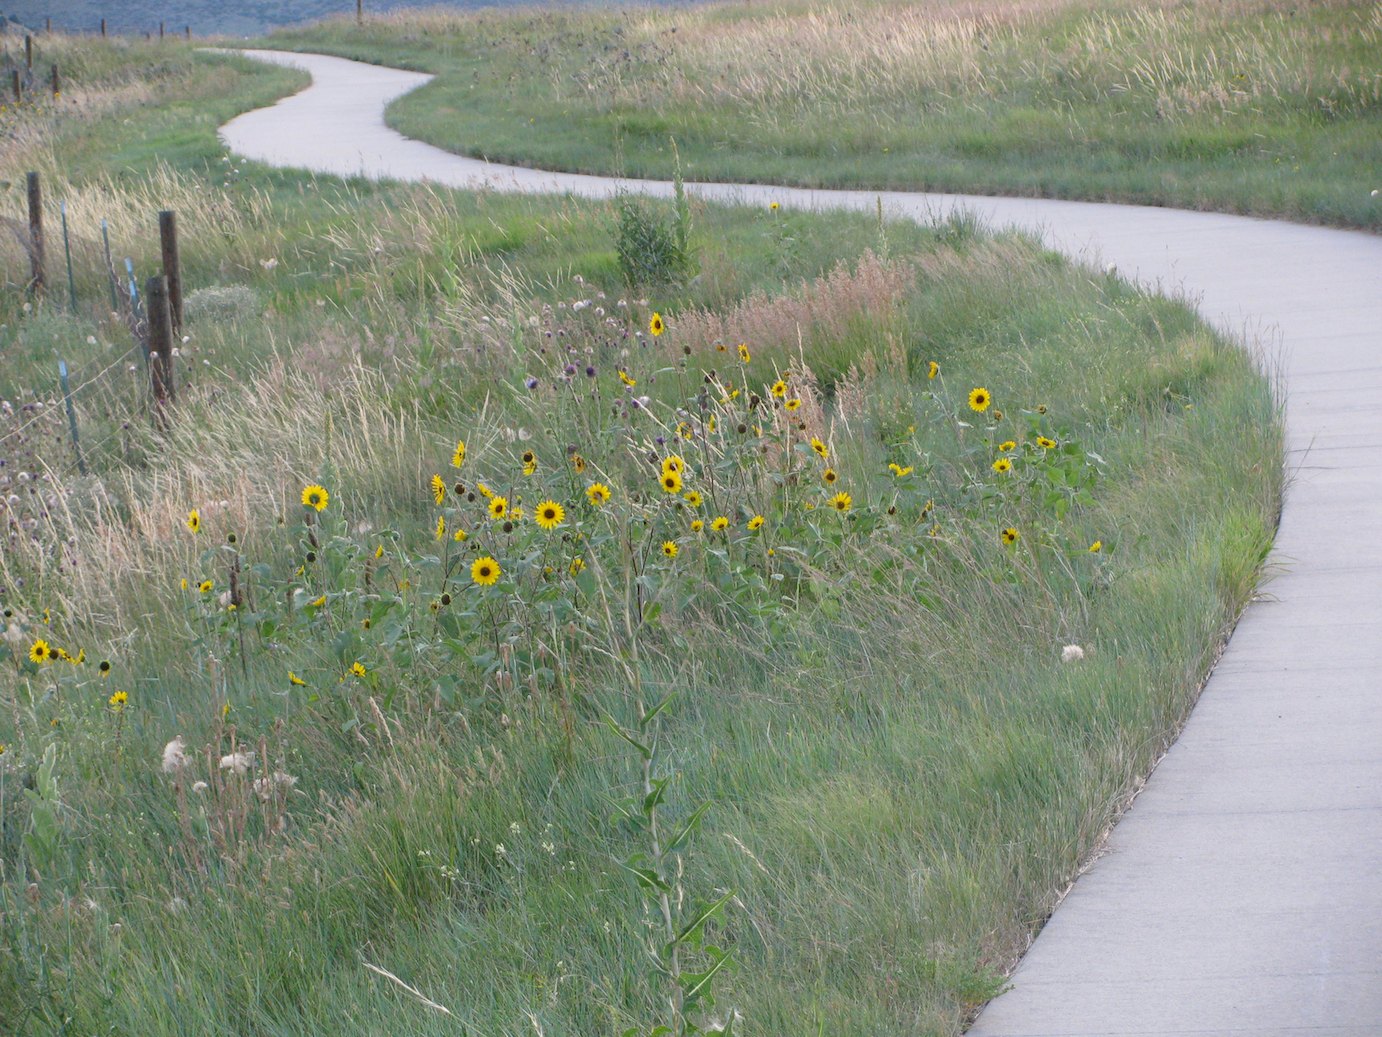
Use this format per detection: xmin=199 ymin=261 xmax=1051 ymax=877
xmin=992 ymin=458 xmax=1012 ymax=474
xmin=535 ymin=500 xmax=566 ymax=530
xmin=711 ymin=515 xmax=729 ymax=532
xmin=661 ymin=540 xmax=679 ymax=559
xmin=829 ymin=491 xmax=852 ymax=512
xmin=649 ymin=312 xmax=665 ymax=337
xmin=770 ymin=379 xmax=788 ymax=398
xmin=810 ymin=437 xmax=828 ymax=460
xmin=489 ymin=496 xmax=509 ymax=520
xmin=301 ymin=484 xmax=330 ymax=512
xmin=660 ymin=471 xmax=683 ymax=494
xmin=431 ymin=474 xmax=446 ymax=505
xmin=185 ymin=508 xmax=201 ymax=534
xmin=968 ymin=388 xmax=991 ymax=413
xmin=451 ymin=440 xmax=467 ymax=468
xmin=586 ymin=482 xmax=612 ymax=506
xmin=471 ymin=556 xmax=501 ymax=586
xmin=1001 ymin=527 xmax=1020 ymax=545
xmin=747 ymin=515 xmax=765 ymax=531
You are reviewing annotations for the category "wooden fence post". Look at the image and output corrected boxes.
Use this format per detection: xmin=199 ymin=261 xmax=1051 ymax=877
xmin=357 ymin=0 xmax=363 ymax=26
xmin=186 ymin=26 xmax=192 ymax=40
xmin=25 ymin=35 xmax=33 ymax=70
xmin=11 ymin=70 xmax=20 ymax=103
xmin=159 ymin=22 xmax=165 ymax=40
xmin=146 ymin=275 xmax=176 ymax=425
xmin=51 ymin=64 xmax=60 ymax=98
xmin=159 ymin=210 xmax=183 ymax=335
xmin=101 ymin=18 xmax=107 ymax=38
xmin=26 ymin=172 xmax=46 ymax=296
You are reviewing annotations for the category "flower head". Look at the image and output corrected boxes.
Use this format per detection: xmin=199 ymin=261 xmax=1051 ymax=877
xmin=1062 ymin=644 xmax=1085 ymax=663
xmin=810 ymin=437 xmax=828 ymax=460
xmin=350 ymin=662 xmax=367 ymax=678
xmin=690 ymin=518 xmax=704 ymax=533
xmin=927 ymin=360 xmax=939 ymax=380
xmin=968 ymin=388 xmax=991 ymax=413
xmin=1089 ymin=540 xmax=1103 ymax=553
xmin=186 ymin=509 xmax=201 ymax=534
xmin=1036 ymin=436 xmax=1057 ymax=449
xmin=661 ymin=540 xmax=679 ymax=559
xmin=992 ymin=458 xmax=1012 ymax=474
xmin=770 ymin=379 xmax=788 ymax=398
xmin=829 ymin=491 xmax=852 ymax=512
xmin=737 ymin=344 xmax=751 ymax=363
xmin=586 ymin=482 xmax=611 ymax=506
xmin=452 ymin=440 xmax=467 ymax=468
xmin=649 ymin=312 xmax=665 ymax=337
xmin=489 ymin=496 xmax=509 ymax=520
xmin=785 ymin=398 xmax=802 ymax=411
xmin=535 ymin=500 xmax=565 ymax=530
xmin=660 ymin=470 xmax=683 ymax=494
xmin=289 ymin=671 xmax=307 ymax=687
xmin=683 ymin=490 xmax=703 ymax=508
xmin=569 ymin=557 xmax=586 ymax=576
xmin=747 ymin=514 xmax=765 ymax=531
xmin=29 ymin=638 xmax=54 ymax=665
xmin=618 ymin=368 xmax=637 ymax=387
xmin=999 ymin=440 xmax=1017 ymax=452
xmin=823 ymin=468 xmax=839 ymax=485
xmin=711 ymin=515 xmax=729 ymax=532
xmin=431 ymin=474 xmax=446 ymax=505
xmin=162 ymin=736 xmax=187 ymax=773
xmin=1001 ymin=526 xmax=1020 ymax=545
xmin=471 ymin=556 xmax=501 ymax=586
xmin=301 ymin=484 xmax=329 ymax=512
xmin=108 ymin=690 xmax=129 ymax=711
xmin=435 ymin=515 xmax=447 ymax=540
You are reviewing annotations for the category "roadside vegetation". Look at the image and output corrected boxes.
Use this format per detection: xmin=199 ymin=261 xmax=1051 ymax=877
xmin=267 ymin=0 xmax=1382 ymax=230
xmin=0 ymin=23 xmax=1281 ymax=1036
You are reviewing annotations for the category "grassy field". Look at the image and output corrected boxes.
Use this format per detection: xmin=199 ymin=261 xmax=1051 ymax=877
xmin=0 ymin=24 xmax=1281 ymax=1037
xmin=264 ymin=0 xmax=1382 ymax=230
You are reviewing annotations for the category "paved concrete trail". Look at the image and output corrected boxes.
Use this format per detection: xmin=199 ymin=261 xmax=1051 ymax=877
xmin=219 ymin=49 xmax=1382 ymax=1036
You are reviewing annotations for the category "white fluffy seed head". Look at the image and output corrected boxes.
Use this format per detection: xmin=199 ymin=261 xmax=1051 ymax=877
xmin=1061 ymin=644 xmax=1086 ymax=663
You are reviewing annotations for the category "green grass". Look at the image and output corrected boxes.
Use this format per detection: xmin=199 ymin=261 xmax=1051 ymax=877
xmin=262 ymin=0 xmax=1382 ymax=230
xmin=0 ymin=26 xmax=1282 ymax=1037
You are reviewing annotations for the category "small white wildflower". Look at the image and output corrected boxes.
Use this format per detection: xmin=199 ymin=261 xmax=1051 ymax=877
xmin=218 ymin=751 xmax=255 ymax=775
xmin=161 ymin=735 xmax=187 ymax=774
xmin=509 ymin=821 xmax=521 ymax=835
xmin=494 ymin=843 xmax=507 ymax=857
xmin=259 ymin=258 xmax=278 ymax=271
xmin=1061 ymin=644 xmax=1085 ymax=663
xmin=192 ymin=781 xmax=209 ymax=793
xmin=542 ymin=841 xmax=556 ymax=855
xmin=86 ymin=335 xmax=97 ymax=345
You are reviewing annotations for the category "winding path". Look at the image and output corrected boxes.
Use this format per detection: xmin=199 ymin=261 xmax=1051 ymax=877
xmin=218 ymin=49 xmax=1382 ymax=1036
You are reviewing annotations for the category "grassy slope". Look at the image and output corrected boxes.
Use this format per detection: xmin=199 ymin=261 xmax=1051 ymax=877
xmin=0 ymin=28 xmax=1281 ymax=1037
xmin=264 ymin=0 xmax=1382 ymax=230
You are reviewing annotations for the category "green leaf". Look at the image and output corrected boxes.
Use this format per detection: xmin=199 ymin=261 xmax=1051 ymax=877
xmin=604 ymin=714 xmax=653 ymax=760
xmin=640 ymin=692 xmax=678 ymax=729
xmin=680 ymin=948 xmax=732 ymax=1005
xmin=673 ymin=890 xmax=735 ymax=947
xmin=665 ymin=800 xmax=713 ymax=853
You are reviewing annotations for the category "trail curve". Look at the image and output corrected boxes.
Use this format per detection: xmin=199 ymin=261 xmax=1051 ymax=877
xmin=217 ymin=48 xmax=1382 ymax=1036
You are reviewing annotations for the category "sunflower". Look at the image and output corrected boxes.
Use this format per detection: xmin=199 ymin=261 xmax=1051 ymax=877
xmin=431 ymin=474 xmax=446 ymax=505
xmin=967 ymin=388 xmax=991 ymax=413
xmin=1001 ymin=527 xmax=1020 ymax=545
xmin=301 ymin=484 xmax=330 ymax=511
xmin=522 ymin=450 xmax=538 ymax=476
xmin=1036 ymin=436 xmax=1056 ymax=449
xmin=29 ymin=639 xmax=53 ymax=665
xmin=199 ymin=579 xmax=214 ymax=593
xmin=660 ymin=471 xmax=683 ymax=494
xmin=893 ymin=464 xmax=914 ymax=477
xmin=489 ymin=496 xmax=509 ymax=520
xmin=785 ymin=398 xmax=802 ymax=411
xmin=999 ymin=440 xmax=1017 ymax=452
xmin=435 ymin=515 xmax=447 ymax=540
xmin=770 ymin=379 xmax=788 ymax=398
xmin=535 ymin=500 xmax=566 ymax=530
xmin=690 ymin=518 xmax=704 ymax=533
xmin=1089 ymin=540 xmax=1103 ymax=553
xmin=662 ymin=454 xmax=685 ymax=476
xmin=810 ymin=437 xmax=828 ymax=460
xmin=927 ymin=360 xmax=939 ymax=380
xmin=453 ymin=528 xmax=468 ymax=542
xmin=477 ymin=482 xmax=494 ymax=499
xmin=737 ymin=343 xmax=751 ymax=363
xmin=747 ymin=514 xmax=765 ymax=531
xmin=108 ymin=690 xmax=128 ymax=710
xmin=289 ymin=671 xmax=307 ymax=687
xmin=472 ymin=556 xmax=501 ymax=586
xmin=569 ymin=557 xmax=586 ymax=576
xmin=586 ymin=482 xmax=612 ymax=506
xmin=452 ymin=440 xmax=467 ymax=468
xmin=992 ymin=458 xmax=1012 ymax=474
xmin=683 ymin=489 xmax=703 ymax=508
xmin=823 ymin=468 xmax=839 ymax=485
xmin=829 ymin=491 xmax=853 ymax=512
xmin=571 ymin=453 xmax=587 ymax=473
xmin=661 ymin=540 xmax=679 ymax=559
xmin=185 ymin=508 xmax=201 ymax=534
xmin=649 ymin=312 xmax=665 ymax=337
xmin=349 ymin=662 xmax=368 ymax=678
xmin=618 ymin=369 xmax=637 ymax=387
xmin=711 ymin=516 xmax=730 ymax=532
